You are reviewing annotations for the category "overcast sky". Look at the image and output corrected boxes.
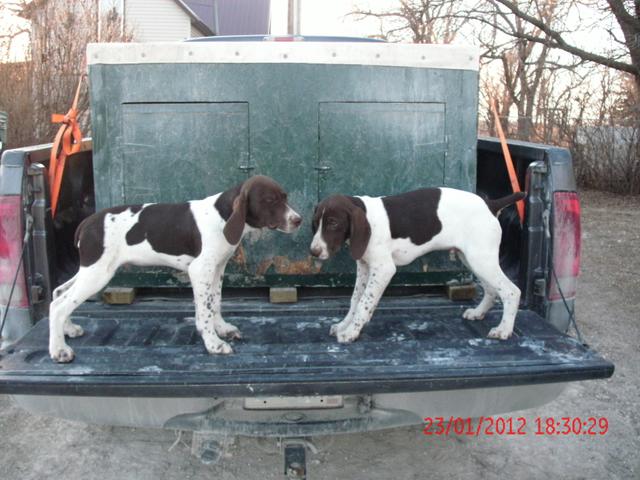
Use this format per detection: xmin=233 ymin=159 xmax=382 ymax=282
xmin=270 ymin=0 xmax=621 ymax=56
xmin=270 ymin=0 xmax=391 ymax=37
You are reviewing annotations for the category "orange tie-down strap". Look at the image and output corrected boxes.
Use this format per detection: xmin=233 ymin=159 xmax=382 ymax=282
xmin=490 ymin=98 xmax=525 ymax=224
xmin=48 ymin=75 xmax=85 ymax=218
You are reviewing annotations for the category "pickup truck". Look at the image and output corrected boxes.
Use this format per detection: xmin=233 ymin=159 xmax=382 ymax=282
xmin=0 ymin=37 xmax=613 ymax=474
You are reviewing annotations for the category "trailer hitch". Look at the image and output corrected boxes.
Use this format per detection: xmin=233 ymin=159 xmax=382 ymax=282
xmin=284 ymin=442 xmax=306 ymax=479
xmin=282 ymin=438 xmax=317 ymax=480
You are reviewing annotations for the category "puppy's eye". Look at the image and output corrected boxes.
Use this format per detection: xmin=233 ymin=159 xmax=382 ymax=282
xmin=264 ymin=197 xmax=275 ymax=205
xmin=326 ymin=219 xmax=338 ymax=230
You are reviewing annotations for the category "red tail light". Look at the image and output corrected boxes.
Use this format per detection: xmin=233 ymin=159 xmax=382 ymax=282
xmin=549 ymin=191 xmax=581 ymax=301
xmin=0 ymin=196 xmax=28 ymax=308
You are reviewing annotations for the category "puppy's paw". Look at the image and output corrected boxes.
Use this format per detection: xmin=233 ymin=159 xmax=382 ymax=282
xmin=462 ymin=308 xmax=485 ymax=321
xmin=64 ymin=322 xmax=84 ymax=338
xmin=329 ymin=321 xmax=349 ymax=337
xmin=205 ymin=340 xmax=234 ymax=355
xmin=50 ymin=345 xmax=75 ymax=363
xmin=329 ymin=323 xmax=340 ymax=337
xmin=216 ymin=322 xmax=242 ymax=340
xmin=226 ymin=328 xmax=243 ymax=341
xmin=336 ymin=328 xmax=360 ymax=344
xmin=487 ymin=326 xmax=513 ymax=340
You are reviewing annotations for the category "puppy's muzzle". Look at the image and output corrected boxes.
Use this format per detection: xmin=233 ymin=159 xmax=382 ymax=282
xmin=278 ymin=205 xmax=303 ymax=233
xmin=309 ymin=244 xmax=329 ymax=260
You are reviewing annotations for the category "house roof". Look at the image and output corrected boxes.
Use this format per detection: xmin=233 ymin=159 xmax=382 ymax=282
xmin=183 ymin=0 xmax=216 ymax=32
xmin=215 ymin=0 xmax=271 ymax=36
xmin=183 ymin=0 xmax=272 ymax=36
xmin=173 ymin=0 xmax=215 ymax=36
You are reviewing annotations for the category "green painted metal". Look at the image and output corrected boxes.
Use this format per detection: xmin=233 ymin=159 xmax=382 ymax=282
xmin=121 ymin=102 xmax=251 ymax=204
xmin=89 ymin=62 xmax=478 ymax=288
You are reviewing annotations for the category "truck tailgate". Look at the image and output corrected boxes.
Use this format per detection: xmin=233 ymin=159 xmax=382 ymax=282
xmin=0 ymin=297 xmax=613 ymax=396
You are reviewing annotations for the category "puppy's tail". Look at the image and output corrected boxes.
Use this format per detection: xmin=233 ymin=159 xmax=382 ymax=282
xmin=484 ymin=192 xmax=526 ymax=216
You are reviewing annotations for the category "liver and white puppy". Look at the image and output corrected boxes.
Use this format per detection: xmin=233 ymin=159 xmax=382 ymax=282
xmin=310 ymin=188 xmax=524 ymax=344
xmin=49 ymin=175 xmax=302 ymax=363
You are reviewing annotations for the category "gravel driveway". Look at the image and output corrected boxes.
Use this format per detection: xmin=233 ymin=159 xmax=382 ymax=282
xmin=1 ymin=189 xmax=638 ymax=479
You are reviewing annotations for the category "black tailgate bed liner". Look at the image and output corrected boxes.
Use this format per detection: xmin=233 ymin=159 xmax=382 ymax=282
xmin=0 ymin=297 xmax=613 ymax=396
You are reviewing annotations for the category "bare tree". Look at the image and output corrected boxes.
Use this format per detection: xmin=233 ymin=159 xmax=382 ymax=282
xmin=0 ymin=61 xmax=33 ymax=149
xmin=350 ymin=0 xmax=470 ymax=43
xmin=0 ymin=1 xmax=33 ymax=148
xmin=0 ymin=0 xmax=132 ymax=149
xmin=459 ymin=0 xmax=575 ymax=141
xmin=24 ymin=0 xmax=133 ymax=143
xmin=351 ymin=0 xmax=638 ymax=194
xmin=0 ymin=1 xmax=29 ymax=58
xmin=488 ymin=0 xmax=640 ymax=88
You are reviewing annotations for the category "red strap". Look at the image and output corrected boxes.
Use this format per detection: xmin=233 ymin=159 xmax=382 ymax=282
xmin=49 ymin=75 xmax=85 ymax=218
xmin=490 ymin=98 xmax=525 ymax=224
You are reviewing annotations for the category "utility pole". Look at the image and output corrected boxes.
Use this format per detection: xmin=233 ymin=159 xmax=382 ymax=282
xmin=287 ymin=0 xmax=301 ymax=35
xmin=287 ymin=0 xmax=294 ymax=34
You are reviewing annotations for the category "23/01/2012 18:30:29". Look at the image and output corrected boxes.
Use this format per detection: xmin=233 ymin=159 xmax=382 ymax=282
xmin=422 ymin=416 xmax=609 ymax=436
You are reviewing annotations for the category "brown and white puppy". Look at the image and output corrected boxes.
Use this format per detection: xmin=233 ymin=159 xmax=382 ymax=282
xmin=310 ymin=188 xmax=524 ymax=344
xmin=49 ymin=175 xmax=302 ymax=363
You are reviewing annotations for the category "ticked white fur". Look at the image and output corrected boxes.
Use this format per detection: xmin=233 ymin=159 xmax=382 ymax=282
xmin=311 ymin=188 xmax=520 ymax=343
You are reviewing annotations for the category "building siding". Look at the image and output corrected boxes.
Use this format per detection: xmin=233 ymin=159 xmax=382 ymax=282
xmin=125 ymin=0 xmax=191 ymax=41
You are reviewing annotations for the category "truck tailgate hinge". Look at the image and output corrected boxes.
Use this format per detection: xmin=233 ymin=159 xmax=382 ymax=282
xmin=531 ymin=161 xmax=548 ymax=174
xmin=533 ymin=278 xmax=546 ymax=297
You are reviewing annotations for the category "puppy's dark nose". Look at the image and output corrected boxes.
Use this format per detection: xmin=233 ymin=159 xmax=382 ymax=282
xmin=292 ymin=215 xmax=302 ymax=227
xmin=310 ymin=247 xmax=321 ymax=257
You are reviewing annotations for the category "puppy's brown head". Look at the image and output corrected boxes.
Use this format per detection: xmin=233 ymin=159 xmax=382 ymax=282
xmin=223 ymin=175 xmax=302 ymax=244
xmin=309 ymin=195 xmax=371 ymax=260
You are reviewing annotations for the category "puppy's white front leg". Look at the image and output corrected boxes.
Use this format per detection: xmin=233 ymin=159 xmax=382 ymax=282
xmin=210 ymin=265 xmax=242 ymax=340
xmin=49 ymin=299 xmax=74 ymax=363
xmin=189 ymin=261 xmax=232 ymax=354
xmin=330 ymin=260 xmax=369 ymax=337
xmin=337 ymin=259 xmax=396 ymax=344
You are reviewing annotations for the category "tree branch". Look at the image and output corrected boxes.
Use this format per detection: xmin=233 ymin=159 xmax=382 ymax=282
xmin=492 ymin=0 xmax=638 ymax=76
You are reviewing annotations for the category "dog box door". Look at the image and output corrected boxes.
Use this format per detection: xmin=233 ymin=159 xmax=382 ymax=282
xmin=315 ymin=101 xmax=466 ymax=282
xmin=317 ymin=102 xmax=447 ymax=199
xmin=106 ymin=102 xmax=250 ymax=206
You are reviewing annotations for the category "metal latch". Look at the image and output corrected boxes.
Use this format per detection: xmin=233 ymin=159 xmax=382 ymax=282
xmin=531 ymin=161 xmax=548 ymax=174
xmin=30 ymin=281 xmax=44 ymax=304
xmin=533 ymin=278 xmax=546 ymax=297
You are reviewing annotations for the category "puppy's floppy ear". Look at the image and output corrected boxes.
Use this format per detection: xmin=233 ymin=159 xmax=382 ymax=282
xmin=223 ymin=189 xmax=248 ymax=245
xmin=311 ymin=204 xmax=319 ymax=233
xmin=349 ymin=206 xmax=371 ymax=260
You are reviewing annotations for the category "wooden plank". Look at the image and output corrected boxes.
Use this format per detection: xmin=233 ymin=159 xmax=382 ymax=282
xmin=102 ymin=287 xmax=136 ymax=305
